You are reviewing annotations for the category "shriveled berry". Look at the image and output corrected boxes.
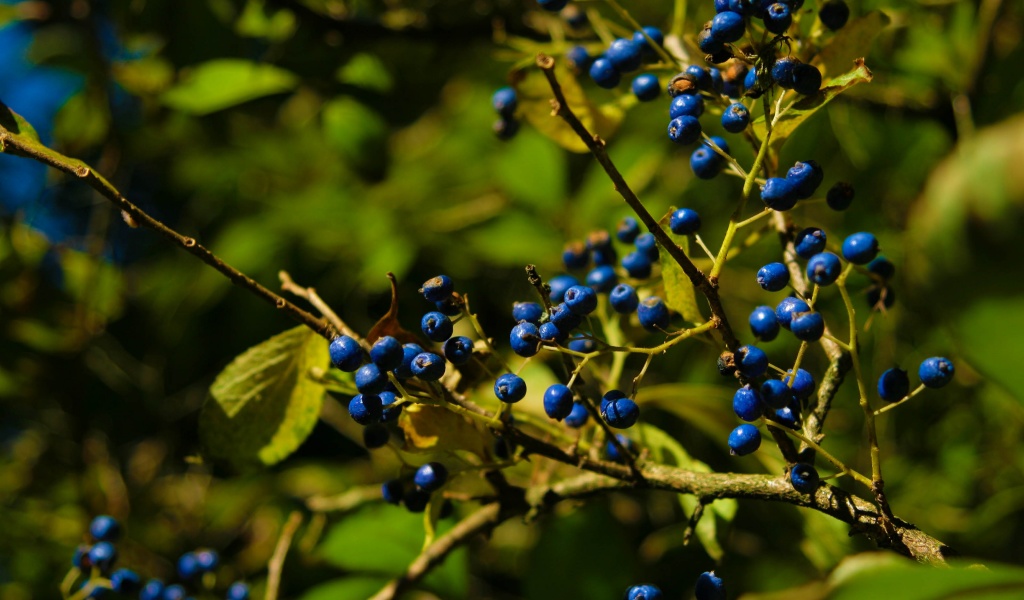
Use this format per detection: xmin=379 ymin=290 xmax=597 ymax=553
xmin=494 ymin=373 xmax=527 ymax=403
xmin=420 ymin=275 xmax=454 ymax=302
xmin=919 ymin=357 xmax=954 ymax=388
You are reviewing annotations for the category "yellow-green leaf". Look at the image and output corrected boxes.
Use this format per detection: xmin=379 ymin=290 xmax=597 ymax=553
xmin=516 ymin=63 xmax=623 ymax=153
xmin=815 ymin=11 xmax=891 ymax=81
xmin=398 ymin=404 xmax=488 ymax=458
xmin=200 ymin=326 xmax=328 ymax=469
xmin=161 ymin=59 xmax=298 ymax=115
xmin=657 ymin=210 xmax=704 ymax=324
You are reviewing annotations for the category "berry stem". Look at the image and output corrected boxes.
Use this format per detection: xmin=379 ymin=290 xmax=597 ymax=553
xmin=873 ymin=383 xmax=928 ymax=416
xmin=764 ymin=421 xmax=873 ymax=488
xmin=602 ymin=0 xmax=682 ymax=69
xmin=266 ymin=512 xmax=304 ymax=600
xmin=735 ymin=208 xmax=773 ymax=229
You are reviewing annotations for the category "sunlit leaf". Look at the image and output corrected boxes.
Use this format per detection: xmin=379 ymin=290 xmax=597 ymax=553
xmin=516 ymin=63 xmax=623 ymax=153
xmin=398 ymin=404 xmax=488 ymax=458
xmin=658 ymin=209 xmax=704 ymax=324
xmin=815 ymin=12 xmax=891 ymax=81
xmin=161 ymin=59 xmax=298 ymax=115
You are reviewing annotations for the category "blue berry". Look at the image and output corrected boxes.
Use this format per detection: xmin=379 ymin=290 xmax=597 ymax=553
xmin=513 ymin=301 xmax=544 ymax=323
xmin=715 ymin=0 xmax=748 ymax=14
xmin=749 ymin=305 xmax=780 ymax=341
xmin=403 ymin=489 xmax=430 ymax=513
xmin=537 ymin=0 xmax=568 ymax=12
xmin=443 ymin=336 xmax=474 ymax=365
xmin=877 ymin=367 xmax=909 ymax=402
xmin=792 ymin=63 xmax=823 ymax=95
xmin=420 ymin=275 xmax=453 ymax=302
xmin=635 ymin=233 xmax=659 ymax=260
xmin=806 ymin=252 xmax=842 ymax=286
xmin=89 ymin=515 xmax=121 ymax=542
xmin=395 ymin=343 xmax=425 ymax=379
xmin=163 ymin=584 xmax=187 ymax=600
xmin=589 ymin=58 xmax=621 ymax=89
xmin=562 ymin=241 xmax=589 ymax=270
xmin=919 ymin=357 xmax=954 ymax=388
xmin=494 ymin=373 xmax=527 ymax=403
xmin=728 ymin=424 xmax=762 ymax=455
xmin=177 ymin=552 xmax=200 ymax=580
xmin=226 ymin=582 xmax=251 ymax=600
xmin=539 ymin=321 xmax=567 ymax=343
xmin=668 ymin=115 xmax=702 ymax=145
xmin=721 ymin=102 xmax=750 ymax=133
xmin=606 ymin=38 xmax=643 ymax=72
xmin=760 ymin=177 xmax=799 ymax=210
xmin=790 ymin=463 xmax=820 ymax=493
xmin=606 ymin=434 xmax=636 ymax=463
xmin=568 ymin=333 xmax=598 ymax=353
xmin=776 ymin=296 xmax=810 ymax=329
xmin=744 ymin=66 xmax=757 ymax=90
xmin=774 ymin=403 xmax=800 ymax=429
xmin=626 ymin=583 xmax=663 ymax=599
xmin=709 ymin=67 xmax=724 ymax=91
xmin=761 ymin=379 xmax=795 ymax=409
xmin=669 ymin=94 xmax=705 ymax=118
xmin=632 ymin=74 xmax=661 ymax=101
xmin=195 ymin=549 xmax=218 ymax=571
xmin=356 ymin=363 xmax=388 ymax=394
xmin=867 ymin=257 xmax=896 ymax=281
xmin=711 ymin=11 xmax=746 ymax=43
xmin=564 ymin=401 xmax=590 ymax=428
xmin=690 ymin=146 xmax=724 ymax=179
xmin=139 ymin=579 xmax=164 ymax=600
xmin=772 ymin=56 xmax=799 ymax=89
xmin=617 ymin=216 xmax=641 ymax=243
xmin=794 ymin=227 xmax=826 ymax=258
xmin=510 ymin=321 xmax=541 ymax=357
xmin=784 ymin=368 xmax=816 ymax=401
xmin=757 ymin=262 xmax=790 ymax=292
xmin=549 ymin=274 xmax=580 ymax=302
xmin=733 ymin=384 xmax=763 ymax=421
xmin=602 ymin=396 xmax=640 ymax=429
xmin=670 ymin=208 xmax=702 ymax=235
xmin=493 ymin=118 xmax=519 ymax=140
xmin=421 ymin=311 xmax=453 ymax=342
xmin=786 ymin=160 xmax=824 ymax=199
xmin=622 ymin=250 xmax=653 ymax=279
xmin=566 ymin=45 xmax=592 ymax=71
xmin=586 ymin=265 xmax=618 ymax=292
xmin=637 ymin=296 xmax=670 ymax=330
xmin=369 ymin=336 xmax=403 ymax=371
xmin=610 ymin=284 xmax=639 ymax=313
xmin=695 ymin=571 xmax=726 ymax=600
xmin=110 ymin=569 xmax=141 ymax=594
xmin=736 ymin=345 xmax=769 ymax=378
xmin=73 ymin=544 xmax=92 ymax=569
xmin=826 ymin=181 xmax=854 ymax=210
xmin=633 ymin=26 xmax=665 ymax=53
xmin=492 ymin=87 xmax=517 ymax=119
xmin=411 ymin=352 xmax=446 ymax=381
xmin=363 ymin=424 xmax=389 ymax=448
xmin=414 ymin=462 xmax=448 ymax=491
xmin=842 ymin=232 xmax=879 ymax=264
xmin=544 ymin=384 xmax=575 ymax=420
xmin=601 ymin=389 xmax=626 ymax=414
xmin=685 ymin=65 xmax=713 ymax=90
xmin=88 ymin=542 xmax=117 ymax=573
xmin=349 ymin=394 xmax=383 ymax=425
xmin=382 ymin=479 xmax=404 ymax=505
xmin=790 ymin=311 xmax=825 ymax=341
xmin=434 ymin=297 xmax=461 ymax=318
xmin=549 ymin=302 xmax=584 ymax=332
xmin=564 ymin=285 xmax=599 ymax=315
xmin=764 ymin=2 xmax=793 ymax=33
xmin=380 ymin=391 xmax=402 ymax=422
xmin=329 ymin=335 xmax=363 ymax=371
xmin=697 ymin=26 xmax=724 ymax=55
xmin=819 ymin=0 xmax=850 ymax=30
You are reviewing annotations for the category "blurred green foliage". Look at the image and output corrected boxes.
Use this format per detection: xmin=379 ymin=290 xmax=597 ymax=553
xmin=2 ymin=0 xmax=1024 ymax=598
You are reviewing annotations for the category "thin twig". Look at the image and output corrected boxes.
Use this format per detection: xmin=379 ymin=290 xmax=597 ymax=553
xmin=279 ymin=271 xmax=357 ymax=340
xmin=265 ymin=511 xmax=303 ymax=600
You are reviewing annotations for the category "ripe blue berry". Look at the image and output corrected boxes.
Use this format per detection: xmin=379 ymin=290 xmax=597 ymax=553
xmin=544 ymin=384 xmax=575 ymax=420
xmin=632 ymin=74 xmax=661 ymax=101
xmin=774 ymin=403 xmax=800 ymax=429
xmin=110 ymin=569 xmax=141 ymax=594
xmin=549 ymin=274 xmax=580 ymax=302
xmin=420 ymin=275 xmax=453 ymax=302
xmin=162 ymin=584 xmax=187 ymax=600
xmin=749 ymin=305 xmax=780 ymax=341
xmin=226 ymin=582 xmax=251 ymax=600
xmin=539 ymin=321 xmax=566 ymax=343
xmin=784 ymin=368 xmax=816 ymax=401
xmin=733 ymin=384 xmax=763 ymax=421
xmin=88 ymin=542 xmax=117 ymax=573
xmin=562 ymin=241 xmax=589 ymax=270
xmin=842 ymin=232 xmax=879 ymax=264
xmin=606 ymin=434 xmax=636 ymax=463
xmin=668 ymin=115 xmax=702 ymax=145
xmin=494 ymin=373 xmax=527 ymax=403
xmin=792 ymin=63 xmax=823 ymax=95
xmin=819 ymin=0 xmax=850 ymax=31
xmin=722 ymin=102 xmax=750 ymax=133
xmin=567 ymin=333 xmax=597 ymax=353
xmin=685 ymin=65 xmax=713 ymax=90
xmin=356 ymin=363 xmax=388 ymax=395
xmin=635 ymin=232 xmax=659 ymax=260
xmin=492 ymin=87 xmax=517 ymax=119
xmin=633 ymin=26 xmax=665 ymax=53
xmin=617 ymin=216 xmax=641 ymax=243
xmin=715 ymin=0 xmax=747 ymax=13
xmin=761 ymin=379 xmax=795 ymax=409
xmin=806 ymin=252 xmax=842 ymax=286
xmin=510 ymin=321 xmax=541 ymax=357
xmin=626 ymin=583 xmax=663 ymax=599
xmin=669 ymin=94 xmax=705 ymax=118
xmin=606 ymin=38 xmax=643 ymax=72
xmin=919 ymin=357 xmax=954 ymax=388
xmin=370 ymin=336 xmax=403 ymax=371
xmin=711 ymin=11 xmax=746 ymax=43
xmin=411 ymin=352 xmax=446 ymax=380
xmin=363 ymin=423 xmax=389 ymax=448
xmin=329 ymin=335 xmax=363 ymax=371
xmin=601 ymin=389 xmax=626 ymax=414
xmin=772 ymin=56 xmax=799 ymax=88
xmin=380 ymin=391 xmax=402 ymax=422
xmin=139 ymin=579 xmax=164 ymax=600
xmin=790 ymin=463 xmax=820 ymax=494
xmin=382 ymin=479 xmax=404 ymax=505
xmin=443 ymin=335 xmax=474 ymax=365
xmin=710 ymin=67 xmax=725 ymax=92
xmin=736 ymin=345 xmax=769 ymax=378
xmin=348 ymin=394 xmax=383 ymax=425
xmin=790 ymin=310 xmax=825 ymax=342
xmin=697 ymin=26 xmax=724 ymax=55
xmin=877 ymin=367 xmax=910 ymax=402
xmin=794 ymin=227 xmax=826 ymax=258
xmin=395 ymin=343 xmax=425 ymax=379
xmin=421 ymin=311 xmax=453 ymax=342
xmin=564 ymin=401 xmax=590 ymax=428
xmin=728 ymin=424 xmax=762 ymax=455
xmin=610 ymin=284 xmax=640 ymax=313
xmin=513 ymin=301 xmax=544 ymax=323
xmin=691 ymin=146 xmax=725 ymax=179
xmin=566 ymin=45 xmax=592 ymax=71
xmin=177 ymin=552 xmax=200 ymax=579
xmin=622 ymin=250 xmax=653 ymax=278
xmin=764 ymin=2 xmax=793 ymax=34
xmin=787 ymin=160 xmax=824 ymax=199
xmin=414 ymin=462 xmax=448 ymax=491
xmin=776 ymin=296 xmax=810 ymax=329
xmin=195 ymin=549 xmax=219 ymax=571
xmin=826 ymin=181 xmax=854 ymax=210
xmin=549 ymin=302 xmax=584 ymax=332
xmin=564 ymin=285 xmax=598 ymax=315
xmin=670 ymin=208 xmax=702 ymax=235
xmin=537 ymin=0 xmax=568 ymax=12
xmin=757 ymin=262 xmax=790 ymax=292
xmin=695 ymin=571 xmax=726 ymax=600
xmin=403 ymin=489 xmax=430 ymax=513
xmin=89 ymin=515 xmax=121 ymax=542
xmin=586 ymin=265 xmax=618 ymax=292
xmin=590 ymin=58 xmax=620 ymax=88
xmin=637 ymin=296 xmax=670 ymax=330
xmin=760 ymin=177 xmax=799 ymax=210
xmin=602 ymin=396 xmax=640 ymax=429
xmin=744 ymin=66 xmax=757 ymax=90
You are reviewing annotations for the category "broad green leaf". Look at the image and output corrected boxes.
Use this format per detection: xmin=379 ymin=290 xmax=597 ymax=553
xmin=112 ymin=58 xmax=174 ymax=95
xmin=199 ymin=326 xmax=327 ymax=468
xmin=829 ymin=556 xmax=1024 ymax=600
xmin=336 ymin=53 xmax=393 ymax=93
xmin=636 ymin=383 xmax=735 ymax=441
xmin=815 ymin=12 xmax=891 ymax=81
xmin=516 ymin=63 xmax=623 ymax=153
xmin=161 ymin=59 xmax=298 ymax=115
xmin=658 ymin=209 xmax=704 ymax=324
xmin=752 ymin=60 xmax=873 ymax=155
xmin=236 ymin=0 xmax=296 ymax=41
xmin=299 ymin=577 xmax=388 ymax=600
xmin=0 ymin=101 xmax=42 ymax=145
xmin=398 ymin=404 xmax=489 ymax=458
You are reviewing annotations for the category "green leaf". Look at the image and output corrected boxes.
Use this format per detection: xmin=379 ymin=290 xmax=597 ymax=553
xmin=752 ymin=60 xmax=873 ymax=155
xmin=161 ymin=59 xmax=298 ymax=115
xmin=829 ymin=556 xmax=1024 ymax=600
xmin=299 ymin=577 xmax=389 ymax=600
xmin=199 ymin=326 xmax=327 ymax=469
xmin=236 ymin=0 xmax=297 ymax=41
xmin=321 ymin=96 xmax=388 ymax=171
xmin=336 ymin=53 xmax=393 ymax=93
xmin=516 ymin=63 xmax=623 ymax=153
xmin=658 ymin=209 xmax=704 ymax=324
xmin=0 ymin=101 xmax=42 ymax=145
xmin=815 ymin=11 xmax=891 ymax=81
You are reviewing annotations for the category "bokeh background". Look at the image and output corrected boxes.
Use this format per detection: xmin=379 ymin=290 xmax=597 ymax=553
xmin=2 ymin=0 xmax=1024 ymax=598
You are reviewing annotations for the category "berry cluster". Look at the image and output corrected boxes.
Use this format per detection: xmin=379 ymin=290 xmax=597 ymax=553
xmin=491 ymin=86 xmax=520 ymax=140
xmin=624 ymin=570 xmax=725 ymax=600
